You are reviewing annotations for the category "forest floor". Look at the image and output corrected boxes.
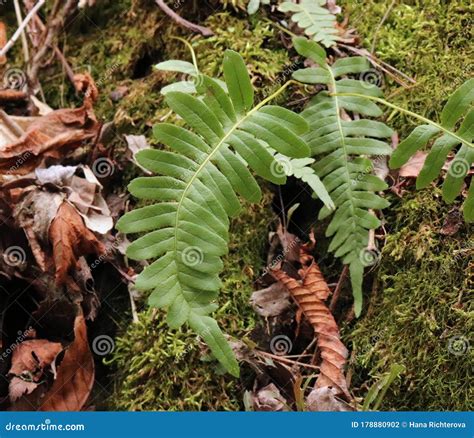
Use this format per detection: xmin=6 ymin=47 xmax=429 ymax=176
xmin=0 ymin=0 xmax=472 ymax=411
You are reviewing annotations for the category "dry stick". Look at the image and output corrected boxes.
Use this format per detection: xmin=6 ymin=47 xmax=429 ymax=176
xmin=0 ymin=0 xmax=45 ymax=58
xmin=256 ymin=350 xmax=321 ymax=371
xmin=155 ymin=0 xmax=213 ymax=36
xmin=341 ymin=44 xmax=416 ymax=88
xmin=13 ymin=0 xmax=31 ymax=63
xmin=28 ymin=0 xmax=78 ymax=89
xmin=370 ymin=0 xmax=396 ymax=54
xmin=31 ymin=14 xmax=76 ymax=87
xmin=329 ymin=265 xmax=349 ymax=312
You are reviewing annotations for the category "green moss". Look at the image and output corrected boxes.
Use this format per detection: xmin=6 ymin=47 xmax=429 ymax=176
xmin=337 ymin=0 xmax=473 ymax=410
xmin=346 ymin=189 xmax=473 ymax=410
xmin=340 ymin=0 xmax=473 ymax=135
xmin=108 ymin=194 xmax=275 ymax=411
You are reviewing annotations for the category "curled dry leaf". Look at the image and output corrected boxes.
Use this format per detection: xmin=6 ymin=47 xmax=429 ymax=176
xmin=0 ymin=90 xmax=99 ymax=174
xmin=271 ymin=251 xmax=350 ymax=401
xmin=8 ymin=339 xmax=63 ymax=402
xmin=49 ymin=201 xmax=105 ymax=286
xmin=40 ymin=314 xmax=94 ymax=411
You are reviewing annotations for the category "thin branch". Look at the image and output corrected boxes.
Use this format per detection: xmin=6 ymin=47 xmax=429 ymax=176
xmin=13 ymin=0 xmax=31 ymax=63
xmin=0 ymin=0 xmax=45 ymax=58
xmin=155 ymin=0 xmax=213 ymax=36
xmin=370 ymin=0 xmax=396 ymax=54
xmin=329 ymin=265 xmax=349 ymax=312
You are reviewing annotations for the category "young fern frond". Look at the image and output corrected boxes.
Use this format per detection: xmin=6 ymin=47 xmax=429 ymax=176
xmin=117 ymin=50 xmax=313 ymax=376
xmin=279 ymin=0 xmax=339 ymax=48
xmin=292 ymin=37 xmax=393 ymax=316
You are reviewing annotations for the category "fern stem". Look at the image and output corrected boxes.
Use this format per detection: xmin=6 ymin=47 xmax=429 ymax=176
xmin=170 ymin=36 xmax=200 ymax=74
xmin=333 ymin=93 xmax=474 ymax=149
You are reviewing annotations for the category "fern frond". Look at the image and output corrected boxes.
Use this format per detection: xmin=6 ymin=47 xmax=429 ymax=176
xmin=117 ymin=50 xmax=312 ymax=376
xmin=292 ymin=37 xmax=393 ymax=316
xmin=278 ymin=0 xmax=339 ymax=48
xmin=388 ymin=79 xmax=474 ymax=221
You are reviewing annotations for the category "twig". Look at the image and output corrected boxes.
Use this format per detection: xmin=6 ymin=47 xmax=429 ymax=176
xmin=0 ymin=0 xmax=45 ymax=58
xmin=370 ymin=0 xmax=396 ymax=54
xmin=329 ymin=265 xmax=349 ymax=312
xmin=256 ymin=350 xmax=321 ymax=371
xmin=155 ymin=0 xmax=213 ymax=36
xmin=13 ymin=0 xmax=30 ymax=63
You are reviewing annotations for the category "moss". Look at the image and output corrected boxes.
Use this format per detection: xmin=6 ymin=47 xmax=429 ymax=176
xmin=108 ymin=194 xmax=275 ymax=411
xmin=340 ymin=0 xmax=473 ymax=136
xmin=346 ymin=189 xmax=473 ymax=410
xmin=337 ymin=0 xmax=473 ymax=410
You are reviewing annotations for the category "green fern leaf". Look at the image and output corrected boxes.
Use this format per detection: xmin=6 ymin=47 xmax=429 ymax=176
xmin=278 ymin=0 xmax=339 ymax=48
xmin=389 ymin=79 xmax=474 ymax=221
xmin=117 ymin=50 xmax=312 ymax=376
xmin=292 ymin=37 xmax=393 ymax=316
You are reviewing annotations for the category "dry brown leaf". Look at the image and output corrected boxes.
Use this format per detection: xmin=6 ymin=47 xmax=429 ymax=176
xmin=8 ymin=339 xmax=63 ymax=402
xmin=250 ymin=282 xmax=291 ymax=318
xmin=0 ymin=104 xmax=99 ymax=174
xmin=40 ymin=314 xmax=95 ymax=411
xmin=49 ymin=201 xmax=105 ymax=286
xmin=271 ymin=254 xmax=350 ymax=401
xmin=399 ymin=151 xmax=427 ymax=178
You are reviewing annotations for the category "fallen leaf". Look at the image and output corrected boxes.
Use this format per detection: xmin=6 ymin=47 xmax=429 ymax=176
xmin=271 ymin=249 xmax=351 ymax=401
xmin=399 ymin=151 xmax=427 ymax=178
xmin=8 ymin=339 xmax=63 ymax=402
xmin=306 ymin=386 xmax=354 ymax=411
xmin=49 ymin=201 xmax=105 ymax=286
xmin=0 ymin=103 xmax=99 ymax=174
xmin=40 ymin=314 xmax=94 ymax=411
xmin=250 ymin=282 xmax=291 ymax=317
xmin=252 ymin=383 xmax=288 ymax=411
